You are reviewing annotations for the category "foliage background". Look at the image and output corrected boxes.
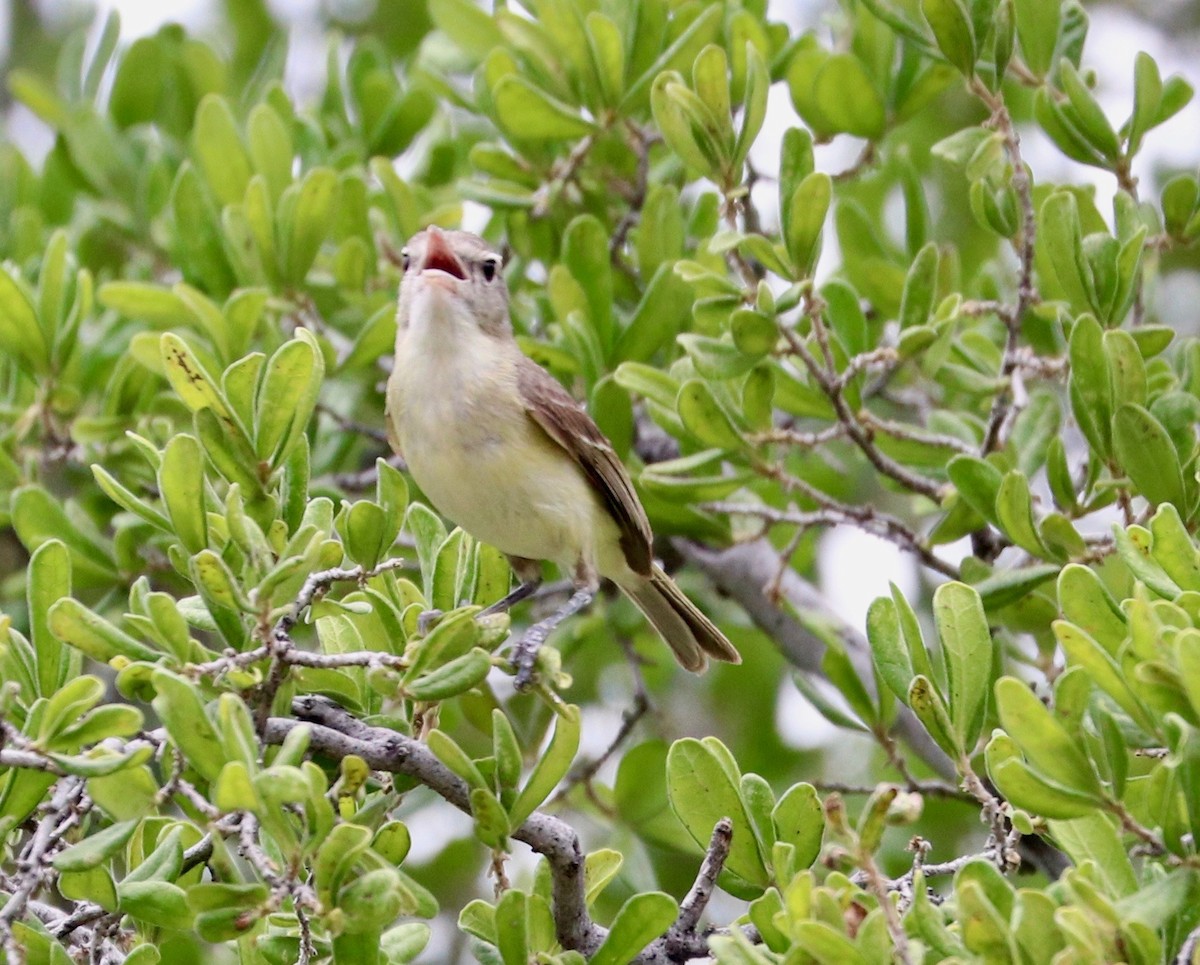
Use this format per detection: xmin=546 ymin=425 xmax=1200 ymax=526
xmin=1 ymin=0 xmax=1200 ymax=962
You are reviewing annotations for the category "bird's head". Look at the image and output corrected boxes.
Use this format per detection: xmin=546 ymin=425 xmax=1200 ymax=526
xmin=396 ymin=227 xmax=509 ymax=338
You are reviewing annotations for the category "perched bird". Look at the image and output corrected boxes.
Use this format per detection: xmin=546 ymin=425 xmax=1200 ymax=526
xmin=385 ymin=226 xmax=741 ymax=686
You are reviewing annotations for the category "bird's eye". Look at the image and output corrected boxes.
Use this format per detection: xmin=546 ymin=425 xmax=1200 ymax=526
xmin=482 ymin=255 xmax=501 ymax=282
xmin=400 ymin=248 xmax=410 ymax=272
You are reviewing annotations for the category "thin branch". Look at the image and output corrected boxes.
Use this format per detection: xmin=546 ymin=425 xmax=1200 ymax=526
xmin=549 ymin=638 xmax=651 ymax=809
xmin=856 ymin=410 xmax=976 ymax=455
xmin=672 ymin=818 xmax=733 ymax=935
xmin=265 ymin=698 xmax=608 ymax=956
xmin=811 ymin=779 xmax=971 ymax=802
xmin=707 ymin=499 xmax=958 ymax=580
xmin=969 ymin=76 xmax=1039 ymax=456
xmin=777 ymin=320 xmax=947 ymax=503
xmin=316 ymin=404 xmax=389 ymax=445
xmin=0 ymin=777 xmax=85 ymax=960
xmin=673 ymin=538 xmax=957 ymax=785
xmin=184 ymin=558 xmax=409 ymax=726
xmin=858 ymin=847 xmax=913 ymax=965
xmin=532 ymin=133 xmax=598 ymax=219
xmin=1176 ymin=923 xmax=1200 ymax=965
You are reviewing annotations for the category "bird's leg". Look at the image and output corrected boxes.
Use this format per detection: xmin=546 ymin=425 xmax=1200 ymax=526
xmin=480 ymin=556 xmax=543 ymax=616
xmin=512 ymin=562 xmax=598 ymax=690
xmin=424 ymin=558 xmax=542 ymax=632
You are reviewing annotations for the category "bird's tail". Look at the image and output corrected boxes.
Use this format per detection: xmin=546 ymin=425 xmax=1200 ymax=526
xmin=619 ymin=565 xmax=741 ymax=672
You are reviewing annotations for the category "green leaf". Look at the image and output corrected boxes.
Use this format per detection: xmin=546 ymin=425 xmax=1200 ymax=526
xmin=908 ymin=675 xmax=960 ymax=758
xmin=1067 ymin=314 xmax=1112 ymax=458
xmin=651 ymin=71 xmax=718 ymax=175
xmin=48 ymin=598 xmax=160 ymax=664
xmin=53 ymin=819 xmax=139 ymax=872
xmin=405 ymin=648 xmax=491 ymax=702
xmin=1112 ymin=403 xmax=1187 ymax=509
xmin=0 ymin=263 xmax=47 ymax=372
xmin=1048 ymin=813 xmax=1137 ymax=898
xmin=509 ymin=705 xmax=581 ymax=827
xmin=159 ymin=434 xmax=208 ymax=554
xmin=734 ymin=41 xmax=769 ymax=168
xmin=585 ymin=12 xmax=625 ymax=107
xmin=427 ymin=0 xmax=503 ymax=59
xmin=985 ymin=734 xmax=1098 ymax=818
xmin=492 ymin=75 xmax=595 ymax=140
xmin=784 ymin=173 xmax=831 ymax=278
xmin=1149 ymin=504 xmax=1200 ymax=592
xmin=1059 ymin=60 xmax=1120 ymax=161
xmin=922 ymin=0 xmax=976 ymax=75
xmin=255 ymin=333 xmax=324 ymax=466
xmin=995 ymin=470 xmax=1049 ymax=557
xmin=994 ymin=676 xmax=1100 ymax=795
xmin=791 ymin=52 xmax=886 ymax=140
xmin=771 ymin=783 xmax=823 ymax=870
xmin=192 ymin=95 xmax=251 ymax=206
xmin=1053 ymin=620 xmax=1156 ymax=734
xmin=666 ymin=738 xmax=767 ymax=886
xmin=563 ymin=215 xmax=615 ymax=353
xmin=160 ymin=332 xmax=235 ymax=421
xmin=935 ymin=582 xmax=993 ymax=752
xmin=1041 ymin=193 xmax=1095 ymax=315
xmin=151 ymin=669 xmax=227 ymax=783
xmin=494 ymin=889 xmax=529 ymax=965
xmin=899 ymin=242 xmax=939 ymax=329
xmin=676 ymin=380 xmax=744 ymax=451
xmin=29 ymin=539 xmax=71 ymax=696
xmin=588 ymin=892 xmax=678 ymax=965
xmin=947 ymin=455 xmax=1002 ymax=526
xmin=1057 ymin=564 xmax=1127 ymax=655
xmin=283 ymin=167 xmax=338 ymax=285
xmin=1013 ymin=0 xmax=1060 ymax=77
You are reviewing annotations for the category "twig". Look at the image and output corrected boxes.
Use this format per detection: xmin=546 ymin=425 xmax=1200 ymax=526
xmin=316 ymin=404 xmax=389 ymax=445
xmin=969 ymin=76 xmax=1039 ymax=456
xmin=0 ymin=778 xmax=86 ymax=961
xmin=328 ymin=453 xmax=407 ymax=492
xmin=184 ymin=559 xmax=408 ymax=727
xmin=858 ymin=846 xmax=913 ymax=965
xmin=610 ymin=123 xmax=654 ymax=267
xmin=532 ymin=134 xmax=598 ymax=219
xmin=263 ymin=697 xmax=608 ymax=957
xmin=707 ymin=499 xmax=958 ymax=579
xmin=811 ymin=779 xmax=971 ymax=802
xmin=549 ymin=638 xmax=651 ymax=809
xmin=673 ymin=819 xmax=733 ymax=934
xmin=776 ymin=321 xmax=947 ymax=503
xmin=1176 ymin=923 xmax=1200 ymax=965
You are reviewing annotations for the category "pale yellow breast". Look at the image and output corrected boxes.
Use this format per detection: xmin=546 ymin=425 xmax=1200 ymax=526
xmin=387 ymin=329 xmax=607 ymax=572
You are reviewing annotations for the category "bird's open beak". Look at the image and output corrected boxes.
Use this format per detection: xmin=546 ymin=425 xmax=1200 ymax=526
xmin=422 ymin=227 xmax=467 ymax=291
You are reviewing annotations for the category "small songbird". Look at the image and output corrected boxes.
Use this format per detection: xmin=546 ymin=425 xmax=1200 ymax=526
xmin=385 ymin=226 xmax=741 ymax=686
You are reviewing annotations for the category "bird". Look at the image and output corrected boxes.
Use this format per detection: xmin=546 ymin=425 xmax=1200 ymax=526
xmin=384 ymin=226 xmax=741 ymax=687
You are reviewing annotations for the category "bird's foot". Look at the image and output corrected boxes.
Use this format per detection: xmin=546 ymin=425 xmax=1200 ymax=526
xmin=511 ymin=627 xmax=549 ymax=692
xmin=417 ymin=609 xmax=444 ymax=636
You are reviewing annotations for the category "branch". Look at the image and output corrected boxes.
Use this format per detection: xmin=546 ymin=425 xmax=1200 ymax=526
xmin=532 ymin=134 xmax=598 ymax=219
xmin=1176 ymin=923 xmax=1200 ymax=965
xmin=550 ymin=637 xmax=651 ymax=810
xmin=264 ymin=697 xmax=607 ymax=956
xmin=776 ymin=319 xmax=947 ymax=503
xmin=674 ymin=818 xmax=732 ymax=934
xmin=0 ymin=777 xmax=85 ymax=959
xmin=969 ymin=77 xmax=1040 ymax=456
xmin=707 ymin=500 xmax=958 ymax=580
xmin=673 ymin=538 xmax=957 ymax=783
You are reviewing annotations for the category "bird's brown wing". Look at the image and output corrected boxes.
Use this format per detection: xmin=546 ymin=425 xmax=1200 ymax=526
xmin=517 ymin=356 xmax=653 ymax=577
